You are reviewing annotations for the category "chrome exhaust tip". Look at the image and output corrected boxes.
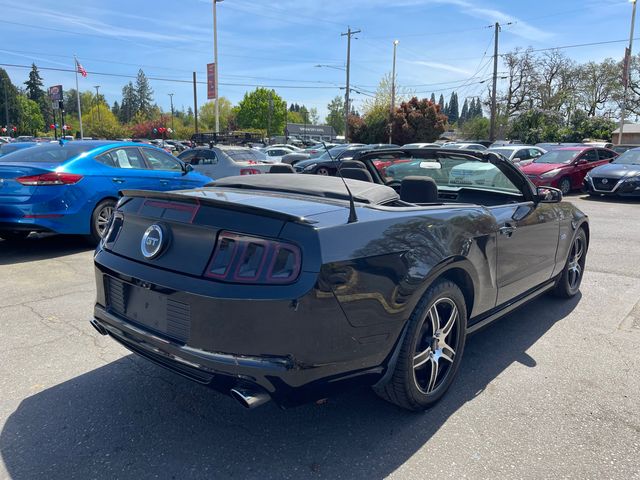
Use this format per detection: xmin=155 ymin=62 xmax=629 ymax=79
xmin=90 ymin=319 xmax=108 ymax=336
xmin=230 ymin=387 xmax=270 ymax=409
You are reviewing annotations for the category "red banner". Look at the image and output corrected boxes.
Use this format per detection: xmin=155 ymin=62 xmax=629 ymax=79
xmin=207 ymin=63 xmax=217 ymax=99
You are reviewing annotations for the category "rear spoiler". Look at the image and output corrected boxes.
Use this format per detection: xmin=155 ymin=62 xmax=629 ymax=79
xmin=120 ymin=189 xmax=315 ymax=225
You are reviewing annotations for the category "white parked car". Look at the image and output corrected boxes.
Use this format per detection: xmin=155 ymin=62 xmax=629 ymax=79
xmin=177 ymin=146 xmax=274 ymax=179
xmin=488 ymin=145 xmax=546 ymax=163
xmin=448 ymin=161 xmax=512 ymax=189
xmin=262 ymin=146 xmax=293 ymax=163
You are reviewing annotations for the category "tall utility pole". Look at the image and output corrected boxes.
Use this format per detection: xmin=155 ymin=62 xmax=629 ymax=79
xmin=489 ymin=22 xmax=500 ymax=142
xmin=168 ymin=93 xmax=175 ymax=132
xmin=94 ymin=85 xmax=101 ymax=122
xmin=193 ymin=72 xmax=199 ymax=134
xmin=619 ymin=0 xmax=638 ymax=144
xmin=389 ymin=39 xmax=399 ymax=144
xmin=1 ymin=77 xmax=8 ymax=128
xmin=213 ymin=0 xmax=223 ymax=133
xmin=341 ymin=26 xmax=360 ymax=142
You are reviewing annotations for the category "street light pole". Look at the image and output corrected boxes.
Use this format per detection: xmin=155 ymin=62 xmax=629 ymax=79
xmin=618 ymin=0 xmax=638 ymax=145
xmin=168 ymin=93 xmax=175 ymax=133
xmin=213 ymin=0 xmax=223 ymax=133
xmin=341 ymin=27 xmax=360 ymax=142
xmin=389 ymin=40 xmax=398 ymax=144
xmin=94 ymin=85 xmax=101 ymax=122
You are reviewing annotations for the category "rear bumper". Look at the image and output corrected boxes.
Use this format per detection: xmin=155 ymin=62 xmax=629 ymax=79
xmin=92 ymin=251 xmax=399 ymax=407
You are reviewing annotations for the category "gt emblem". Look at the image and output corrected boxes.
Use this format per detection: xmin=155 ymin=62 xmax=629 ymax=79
xmin=601 ymin=178 xmax=608 ymax=184
xmin=141 ymin=224 xmax=165 ymax=259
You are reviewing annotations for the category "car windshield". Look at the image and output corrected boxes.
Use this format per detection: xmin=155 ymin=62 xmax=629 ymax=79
xmin=377 ymin=154 xmax=520 ymax=193
xmin=316 ymin=146 xmax=350 ymax=161
xmin=612 ymin=149 xmax=640 ymax=165
xmin=0 ymin=142 xmax=95 ymax=163
xmin=224 ymin=148 xmax=268 ymax=162
xmin=534 ymin=150 xmax=580 ymax=164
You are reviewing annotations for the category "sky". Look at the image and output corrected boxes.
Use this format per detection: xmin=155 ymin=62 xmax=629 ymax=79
xmin=0 ymin=0 xmax=636 ymax=122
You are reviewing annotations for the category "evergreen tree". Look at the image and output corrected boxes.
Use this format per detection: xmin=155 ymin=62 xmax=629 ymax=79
xmin=134 ymin=69 xmax=154 ymax=119
xmin=24 ymin=64 xmax=44 ymax=102
xmin=119 ymin=81 xmax=137 ymax=123
xmin=111 ymin=101 xmax=120 ymax=119
xmin=444 ymin=102 xmax=449 ymax=117
xmin=447 ymin=91 xmax=459 ymax=123
xmin=430 ymin=93 xmax=436 ymax=104
xmin=437 ymin=94 xmax=445 ymax=112
xmin=460 ymin=99 xmax=469 ymax=125
xmin=0 ymin=68 xmax=21 ymax=128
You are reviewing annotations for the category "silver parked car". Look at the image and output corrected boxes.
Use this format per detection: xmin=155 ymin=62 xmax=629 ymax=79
xmin=488 ymin=145 xmax=546 ymax=163
xmin=177 ymin=146 xmax=273 ymax=179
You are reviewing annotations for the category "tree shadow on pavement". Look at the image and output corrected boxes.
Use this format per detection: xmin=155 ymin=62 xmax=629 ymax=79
xmin=0 ymin=293 xmax=581 ymax=480
xmin=0 ymin=234 xmax=92 ymax=265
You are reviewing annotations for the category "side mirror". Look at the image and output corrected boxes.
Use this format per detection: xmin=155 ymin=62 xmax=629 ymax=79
xmin=536 ymin=186 xmax=562 ymax=203
xmin=182 ymin=163 xmax=194 ymax=175
xmin=576 ymin=159 xmax=587 ymax=165
xmin=512 ymin=157 xmax=521 ymax=162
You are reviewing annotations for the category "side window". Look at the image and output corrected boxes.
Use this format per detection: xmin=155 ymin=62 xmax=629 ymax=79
xmin=529 ymin=148 xmax=543 ymax=159
xmin=515 ymin=149 xmax=530 ymax=160
xmin=102 ymin=148 xmax=147 ymax=169
xmin=582 ymin=150 xmax=599 ymax=162
xmin=143 ymin=148 xmax=182 ymax=171
xmin=200 ymin=150 xmax=218 ymax=165
xmin=597 ymin=149 xmax=614 ymax=160
xmin=178 ymin=150 xmax=197 ymax=164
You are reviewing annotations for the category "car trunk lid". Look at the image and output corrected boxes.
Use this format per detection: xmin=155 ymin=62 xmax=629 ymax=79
xmin=0 ymin=163 xmax=60 ymax=204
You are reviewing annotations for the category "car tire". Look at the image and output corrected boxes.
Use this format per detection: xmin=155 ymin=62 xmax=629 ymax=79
xmin=376 ymin=279 xmax=467 ymax=411
xmin=316 ymin=167 xmax=331 ymax=176
xmin=88 ymin=199 xmax=116 ymax=245
xmin=0 ymin=230 xmax=30 ymax=242
xmin=552 ymin=228 xmax=587 ymax=298
xmin=558 ymin=177 xmax=571 ymax=195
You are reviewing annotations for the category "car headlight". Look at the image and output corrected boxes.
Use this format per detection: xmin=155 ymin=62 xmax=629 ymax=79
xmin=302 ymin=163 xmax=317 ymax=172
xmin=623 ymin=173 xmax=640 ymax=182
xmin=540 ymin=168 xmax=562 ymax=178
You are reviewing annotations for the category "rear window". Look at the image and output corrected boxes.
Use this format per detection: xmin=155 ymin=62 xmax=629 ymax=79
xmin=0 ymin=143 xmax=95 ymax=163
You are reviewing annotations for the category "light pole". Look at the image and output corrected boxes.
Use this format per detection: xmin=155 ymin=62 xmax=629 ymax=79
xmin=389 ymin=40 xmax=398 ymax=144
xmin=618 ymin=0 xmax=638 ymax=145
xmin=168 ymin=93 xmax=174 ymax=133
xmin=94 ymin=85 xmax=101 ymax=123
xmin=213 ymin=0 xmax=223 ymax=133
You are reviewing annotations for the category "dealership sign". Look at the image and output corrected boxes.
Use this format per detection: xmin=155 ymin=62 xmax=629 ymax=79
xmin=207 ymin=63 xmax=217 ymax=100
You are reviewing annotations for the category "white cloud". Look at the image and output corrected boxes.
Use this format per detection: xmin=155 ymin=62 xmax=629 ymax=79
xmin=404 ymin=59 xmax=472 ymax=75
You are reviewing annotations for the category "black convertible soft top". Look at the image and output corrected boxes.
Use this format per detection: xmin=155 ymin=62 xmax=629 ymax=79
xmin=210 ymin=174 xmax=399 ymax=205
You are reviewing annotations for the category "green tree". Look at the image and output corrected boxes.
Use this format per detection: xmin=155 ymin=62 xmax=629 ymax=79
xmin=325 ymin=96 xmax=345 ymax=135
xmin=438 ymin=94 xmax=445 ymax=112
xmin=119 ymin=82 xmax=137 ymax=123
xmin=461 ymin=116 xmax=490 ymax=140
xmin=350 ymin=104 xmax=389 ymax=143
xmin=390 ymin=97 xmax=448 ymax=144
xmin=0 ymin=69 xmax=20 ymax=128
xmin=82 ymin=104 xmax=124 ymax=139
xmin=460 ymin=99 xmax=469 ymax=125
xmin=24 ymin=64 xmax=44 ymax=102
xmin=134 ymin=69 xmax=154 ymax=119
xmin=235 ymin=88 xmax=286 ymax=136
xmin=16 ymin=96 xmax=44 ymax=135
xmin=308 ymin=107 xmax=319 ymax=124
xmin=508 ymin=109 xmax=563 ymax=143
xmin=287 ymin=110 xmax=304 ymax=124
xmin=199 ymin=97 xmax=234 ymax=131
xmin=447 ymin=92 xmax=459 ymax=124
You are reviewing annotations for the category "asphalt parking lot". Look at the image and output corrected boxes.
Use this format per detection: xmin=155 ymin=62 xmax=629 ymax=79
xmin=0 ymin=194 xmax=639 ymax=480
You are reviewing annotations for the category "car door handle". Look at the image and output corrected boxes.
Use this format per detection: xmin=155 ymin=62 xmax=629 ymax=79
xmin=112 ymin=178 xmax=125 ymax=184
xmin=499 ymin=224 xmax=517 ymax=237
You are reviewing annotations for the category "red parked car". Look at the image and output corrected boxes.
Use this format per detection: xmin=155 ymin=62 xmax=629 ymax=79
xmin=520 ymin=146 xmax=617 ymax=194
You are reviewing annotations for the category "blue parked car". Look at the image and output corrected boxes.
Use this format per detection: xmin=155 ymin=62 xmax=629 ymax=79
xmin=0 ymin=141 xmax=39 ymax=157
xmin=0 ymin=141 xmax=213 ymax=243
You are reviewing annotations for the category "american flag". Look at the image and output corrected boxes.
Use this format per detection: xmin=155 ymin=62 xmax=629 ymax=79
xmin=76 ymin=59 xmax=87 ymax=78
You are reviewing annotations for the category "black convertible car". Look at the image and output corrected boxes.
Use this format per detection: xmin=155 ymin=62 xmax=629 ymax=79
xmin=91 ymin=147 xmax=589 ymax=411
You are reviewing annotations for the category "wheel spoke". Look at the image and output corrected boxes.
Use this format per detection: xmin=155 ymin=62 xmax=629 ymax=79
xmin=440 ymin=304 xmax=457 ymax=338
xmin=426 ymin=357 xmax=439 ymax=392
xmin=428 ymin=304 xmax=440 ymax=333
xmin=439 ymin=340 xmax=455 ymax=363
xmin=413 ymin=347 xmax=432 ymax=369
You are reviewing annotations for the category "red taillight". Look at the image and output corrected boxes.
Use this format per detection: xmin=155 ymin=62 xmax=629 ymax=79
xmin=16 ymin=172 xmax=83 ymax=186
xmin=205 ymin=231 xmax=301 ymax=284
xmin=240 ymin=168 xmax=261 ymax=175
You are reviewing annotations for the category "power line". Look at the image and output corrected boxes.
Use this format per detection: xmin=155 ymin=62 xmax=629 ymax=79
xmin=0 ymin=62 xmax=343 ymax=90
xmin=506 ymin=37 xmax=640 ymax=55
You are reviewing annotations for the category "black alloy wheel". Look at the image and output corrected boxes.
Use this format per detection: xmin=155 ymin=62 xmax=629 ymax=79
xmin=376 ymin=279 xmax=467 ymax=411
